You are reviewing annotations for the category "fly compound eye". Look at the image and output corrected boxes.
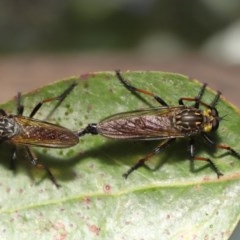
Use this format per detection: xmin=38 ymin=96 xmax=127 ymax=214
xmin=211 ymin=108 xmax=219 ymax=131
xmin=212 ymin=117 xmax=219 ymax=131
xmin=211 ymin=108 xmax=219 ymax=118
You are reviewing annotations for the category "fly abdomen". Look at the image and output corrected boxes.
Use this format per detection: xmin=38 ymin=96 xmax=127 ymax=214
xmin=97 ymin=111 xmax=176 ymax=140
xmin=10 ymin=116 xmax=79 ymax=148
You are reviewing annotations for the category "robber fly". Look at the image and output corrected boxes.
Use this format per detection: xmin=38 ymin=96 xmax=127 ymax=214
xmin=77 ymin=70 xmax=240 ymax=179
xmin=0 ymin=83 xmax=79 ymax=187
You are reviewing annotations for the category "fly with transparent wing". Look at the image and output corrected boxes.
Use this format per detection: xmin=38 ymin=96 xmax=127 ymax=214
xmin=0 ymin=83 xmax=79 ymax=187
xmin=77 ymin=70 xmax=240 ymax=179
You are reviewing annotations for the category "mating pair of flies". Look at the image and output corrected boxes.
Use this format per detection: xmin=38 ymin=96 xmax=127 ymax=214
xmin=0 ymin=71 xmax=239 ymax=187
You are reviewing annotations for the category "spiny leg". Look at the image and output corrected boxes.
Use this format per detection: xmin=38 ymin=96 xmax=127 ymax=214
xmin=189 ymin=137 xmax=223 ymax=178
xmin=29 ymin=82 xmax=77 ymax=119
xmin=179 ymin=84 xmax=222 ymax=110
xmin=194 ymin=83 xmax=207 ymax=108
xmin=115 ymin=70 xmax=168 ymax=106
xmin=178 ymin=97 xmax=218 ymax=109
xmin=16 ymin=92 xmax=24 ymax=115
xmin=178 ymin=83 xmax=207 ymax=107
xmin=123 ymin=138 xmax=175 ymax=179
xmin=25 ymin=146 xmax=60 ymax=188
xmin=202 ymin=133 xmax=240 ymax=158
xmin=210 ymin=91 xmax=221 ymax=108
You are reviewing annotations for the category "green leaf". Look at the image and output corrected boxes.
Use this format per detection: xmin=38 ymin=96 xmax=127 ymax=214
xmin=0 ymin=71 xmax=240 ymax=239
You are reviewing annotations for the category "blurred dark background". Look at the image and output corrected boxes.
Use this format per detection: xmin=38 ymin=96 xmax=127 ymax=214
xmin=1 ymin=0 xmax=240 ymax=107
xmin=0 ymin=1 xmax=240 ymax=239
xmin=1 ymin=0 xmax=240 ymax=55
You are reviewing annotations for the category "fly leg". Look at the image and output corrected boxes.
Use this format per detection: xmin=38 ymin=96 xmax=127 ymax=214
xmin=16 ymin=92 xmax=24 ymax=115
xmin=210 ymin=90 xmax=221 ymax=108
xmin=178 ymin=84 xmax=222 ymax=109
xmin=179 ymin=83 xmax=207 ymax=107
xmin=189 ymin=137 xmax=223 ymax=178
xmin=202 ymin=133 xmax=240 ymax=159
xmin=29 ymin=82 xmax=77 ymax=119
xmin=15 ymin=82 xmax=77 ymax=118
xmin=123 ymin=138 xmax=175 ymax=179
xmin=116 ymin=70 xmax=168 ymax=106
xmin=25 ymin=146 xmax=60 ymax=188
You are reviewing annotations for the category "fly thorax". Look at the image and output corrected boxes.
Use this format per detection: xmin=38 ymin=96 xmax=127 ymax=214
xmin=174 ymin=108 xmax=203 ymax=135
xmin=0 ymin=116 xmax=20 ymax=140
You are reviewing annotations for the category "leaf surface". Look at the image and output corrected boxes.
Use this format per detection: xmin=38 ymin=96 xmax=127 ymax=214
xmin=0 ymin=71 xmax=240 ymax=239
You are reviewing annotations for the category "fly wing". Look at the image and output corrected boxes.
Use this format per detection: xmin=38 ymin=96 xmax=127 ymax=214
xmin=11 ymin=116 xmax=79 ymax=148
xmin=97 ymin=106 xmax=184 ymax=140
